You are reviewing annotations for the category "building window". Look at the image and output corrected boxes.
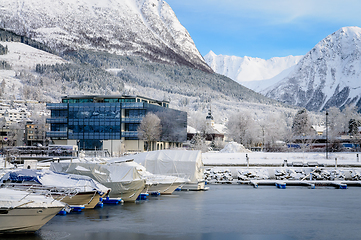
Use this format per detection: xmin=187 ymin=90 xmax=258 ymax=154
xmin=125 ymin=123 xmax=139 ymax=131
xmin=104 ymin=98 xmax=119 ymax=103
xmin=125 ymin=109 xmax=146 ymax=118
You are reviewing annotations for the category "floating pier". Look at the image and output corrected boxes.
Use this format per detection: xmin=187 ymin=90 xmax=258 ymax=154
xmin=136 ymin=193 xmax=149 ymax=201
xmin=70 ymin=205 xmax=85 ymax=212
xmin=102 ymin=197 xmax=123 ymax=205
xmin=149 ymin=191 xmax=161 ymax=196
xmin=241 ymin=180 xmax=351 ymax=189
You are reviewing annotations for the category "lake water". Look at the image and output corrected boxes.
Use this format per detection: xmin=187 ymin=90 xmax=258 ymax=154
xmin=4 ymin=184 xmax=361 ymax=240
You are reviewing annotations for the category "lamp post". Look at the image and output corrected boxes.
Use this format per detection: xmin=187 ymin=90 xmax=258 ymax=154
xmin=302 ymin=132 xmax=305 ymax=160
xmin=326 ymin=111 xmax=328 ymax=159
xmin=1 ymin=125 xmax=3 ymax=153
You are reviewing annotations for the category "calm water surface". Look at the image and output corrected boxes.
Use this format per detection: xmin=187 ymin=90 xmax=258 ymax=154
xmin=4 ymin=185 xmax=361 ymax=240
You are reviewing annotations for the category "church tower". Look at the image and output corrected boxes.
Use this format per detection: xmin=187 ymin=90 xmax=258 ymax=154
xmin=206 ymin=108 xmax=214 ymax=127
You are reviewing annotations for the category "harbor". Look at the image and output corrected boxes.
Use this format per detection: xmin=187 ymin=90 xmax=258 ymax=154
xmin=2 ymin=184 xmax=361 ymax=240
xmin=2 ymin=149 xmax=361 ymax=239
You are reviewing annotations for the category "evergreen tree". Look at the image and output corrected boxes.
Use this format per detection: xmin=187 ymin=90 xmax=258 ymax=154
xmin=291 ymin=109 xmax=315 ymax=136
xmin=348 ymin=119 xmax=359 ymax=136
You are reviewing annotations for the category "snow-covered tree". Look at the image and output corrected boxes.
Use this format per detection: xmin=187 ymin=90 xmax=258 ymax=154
xmin=190 ymin=133 xmax=208 ymax=152
xmin=259 ymin=113 xmax=289 ymax=151
xmin=226 ymin=112 xmax=258 ymax=148
xmin=291 ymin=109 xmax=315 ymax=137
xmin=137 ymin=113 xmax=162 ymax=151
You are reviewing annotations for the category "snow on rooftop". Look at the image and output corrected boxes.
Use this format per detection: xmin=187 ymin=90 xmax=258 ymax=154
xmin=187 ymin=126 xmax=198 ymax=134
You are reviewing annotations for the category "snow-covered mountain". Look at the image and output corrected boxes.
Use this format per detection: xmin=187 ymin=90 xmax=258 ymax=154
xmin=0 ymin=0 xmax=212 ymax=72
xmin=264 ymin=26 xmax=361 ymax=112
xmin=204 ymin=50 xmax=302 ymax=85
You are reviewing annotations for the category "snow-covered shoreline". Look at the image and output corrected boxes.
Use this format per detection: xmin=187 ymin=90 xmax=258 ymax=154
xmin=203 ymin=151 xmax=361 ymax=167
xmin=203 ymin=151 xmax=361 ymax=183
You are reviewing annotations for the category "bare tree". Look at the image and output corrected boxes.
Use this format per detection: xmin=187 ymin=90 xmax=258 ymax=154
xmin=259 ymin=113 xmax=289 ymax=151
xmin=226 ymin=112 xmax=257 ymax=148
xmin=190 ymin=133 xmax=208 ymax=152
xmin=137 ymin=113 xmax=161 ymax=151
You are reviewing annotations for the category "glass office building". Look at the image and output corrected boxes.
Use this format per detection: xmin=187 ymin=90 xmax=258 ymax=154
xmin=46 ymin=95 xmax=187 ymax=153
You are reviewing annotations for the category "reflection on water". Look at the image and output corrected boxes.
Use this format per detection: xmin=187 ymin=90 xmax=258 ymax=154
xmin=2 ymin=185 xmax=361 ymax=240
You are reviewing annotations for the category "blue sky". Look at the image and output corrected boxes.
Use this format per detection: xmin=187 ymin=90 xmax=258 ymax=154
xmin=165 ymin=0 xmax=361 ymax=59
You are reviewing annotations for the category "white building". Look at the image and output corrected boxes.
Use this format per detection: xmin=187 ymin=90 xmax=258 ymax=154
xmin=3 ymin=108 xmax=30 ymax=124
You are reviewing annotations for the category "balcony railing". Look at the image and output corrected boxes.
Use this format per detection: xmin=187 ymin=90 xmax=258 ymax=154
xmin=46 ymin=118 xmax=67 ymax=124
xmin=121 ymin=102 xmax=145 ymax=109
xmin=121 ymin=131 xmax=138 ymax=138
xmin=46 ymin=131 xmax=67 ymax=138
xmin=122 ymin=117 xmax=142 ymax=123
xmin=46 ymin=103 xmax=68 ymax=110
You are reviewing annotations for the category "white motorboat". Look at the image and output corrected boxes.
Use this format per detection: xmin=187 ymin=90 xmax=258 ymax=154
xmin=0 ymin=188 xmax=65 ymax=233
xmin=115 ymin=150 xmax=209 ymax=191
xmin=135 ymin=164 xmax=187 ymax=195
xmin=1 ymin=169 xmax=110 ymax=209
xmin=50 ymin=161 xmax=146 ymax=202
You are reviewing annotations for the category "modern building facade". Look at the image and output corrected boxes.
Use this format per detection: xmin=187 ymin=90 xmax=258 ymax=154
xmin=46 ymin=95 xmax=187 ymax=155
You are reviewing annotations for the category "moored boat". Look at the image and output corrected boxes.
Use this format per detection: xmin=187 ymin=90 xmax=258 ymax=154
xmin=1 ymin=169 xmax=110 ymax=209
xmin=0 ymin=188 xmax=65 ymax=233
xmin=135 ymin=164 xmax=187 ymax=195
xmin=50 ymin=161 xmax=146 ymax=202
xmin=115 ymin=150 xmax=208 ymax=191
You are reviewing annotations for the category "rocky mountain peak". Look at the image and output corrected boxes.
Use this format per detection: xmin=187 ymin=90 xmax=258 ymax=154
xmin=264 ymin=26 xmax=361 ymax=112
xmin=0 ymin=0 xmax=212 ymax=72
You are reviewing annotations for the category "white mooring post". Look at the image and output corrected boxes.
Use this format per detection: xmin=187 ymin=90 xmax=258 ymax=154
xmin=357 ymin=154 xmax=359 ymax=163
xmin=335 ymin=158 xmax=337 ymax=168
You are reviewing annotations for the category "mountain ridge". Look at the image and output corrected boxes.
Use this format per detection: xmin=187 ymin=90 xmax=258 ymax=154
xmin=0 ymin=0 xmax=212 ymax=72
xmin=204 ymin=50 xmax=303 ymax=84
xmin=264 ymin=26 xmax=361 ymax=112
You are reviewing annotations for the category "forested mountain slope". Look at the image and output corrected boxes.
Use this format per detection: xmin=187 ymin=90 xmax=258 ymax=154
xmin=0 ymin=0 xmax=212 ymax=72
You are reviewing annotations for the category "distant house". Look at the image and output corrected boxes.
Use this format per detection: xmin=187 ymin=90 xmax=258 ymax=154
xmin=312 ymin=125 xmax=326 ymax=136
xmin=3 ymin=108 xmax=30 ymax=124
xmin=25 ymin=121 xmax=48 ymax=146
xmin=187 ymin=109 xmax=225 ymax=142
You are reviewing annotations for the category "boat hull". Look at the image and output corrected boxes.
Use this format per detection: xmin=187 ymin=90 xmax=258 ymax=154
xmin=145 ymin=182 xmax=183 ymax=195
xmin=181 ymin=180 xmax=208 ymax=191
xmin=105 ymin=179 xmax=146 ymax=202
xmin=0 ymin=206 xmax=62 ymax=233
xmin=54 ymin=191 xmax=106 ymax=209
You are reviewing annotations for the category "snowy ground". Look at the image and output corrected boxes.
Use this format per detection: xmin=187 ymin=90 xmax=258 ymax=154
xmin=0 ymin=41 xmax=67 ymax=70
xmin=203 ymin=151 xmax=361 ymax=166
xmin=0 ymin=41 xmax=67 ymax=100
xmin=203 ymin=151 xmax=361 ymax=183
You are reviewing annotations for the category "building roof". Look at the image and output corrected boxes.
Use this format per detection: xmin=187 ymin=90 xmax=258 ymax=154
xmin=61 ymin=95 xmax=170 ymax=103
xmin=187 ymin=126 xmax=198 ymax=134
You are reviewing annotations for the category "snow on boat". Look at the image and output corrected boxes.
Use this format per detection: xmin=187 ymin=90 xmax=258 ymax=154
xmin=0 ymin=169 xmax=110 ymax=209
xmin=0 ymin=188 xmax=65 ymax=233
xmin=50 ymin=161 xmax=146 ymax=202
xmin=115 ymin=150 xmax=208 ymax=191
xmin=134 ymin=163 xmax=187 ymax=195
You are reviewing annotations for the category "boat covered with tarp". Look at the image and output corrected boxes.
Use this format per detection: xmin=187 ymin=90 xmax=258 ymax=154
xmin=0 ymin=188 xmax=65 ymax=233
xmin=1 ymin=169 xmax=110 ymax=209
xmin=114 ymin=150 xmax=207 ymax=191
xmin=50 ymin=161 xmax=146 ymax=202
